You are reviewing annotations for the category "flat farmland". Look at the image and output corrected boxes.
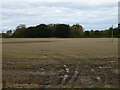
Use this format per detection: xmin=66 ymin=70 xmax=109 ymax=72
xmin=2 ymin=38 xmax=119 ymax=88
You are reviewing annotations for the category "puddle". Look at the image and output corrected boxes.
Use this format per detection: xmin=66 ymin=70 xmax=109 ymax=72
xmin=80 ymin=76 xmax=93 ymax=85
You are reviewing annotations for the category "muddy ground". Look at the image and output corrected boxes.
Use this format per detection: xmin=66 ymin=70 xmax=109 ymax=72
xmin=2 ymin=38 xmax=119 ymax=88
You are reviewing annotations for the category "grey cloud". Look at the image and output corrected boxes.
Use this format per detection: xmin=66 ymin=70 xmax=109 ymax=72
xmin=1 ymin=1 xmax=118 ymax=32
xmin=118 ymin=1 xmax=120 ymax=23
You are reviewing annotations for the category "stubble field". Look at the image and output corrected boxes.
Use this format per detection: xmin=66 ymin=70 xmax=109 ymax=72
xmin=2 ymin=38 xmax=119 ymax=88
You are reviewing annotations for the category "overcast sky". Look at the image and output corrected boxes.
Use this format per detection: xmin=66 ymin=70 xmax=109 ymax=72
xmin=0 ymin=0 xmax=119 ymax=32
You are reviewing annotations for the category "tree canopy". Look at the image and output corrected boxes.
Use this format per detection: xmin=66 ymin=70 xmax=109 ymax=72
xmin=2 ymin=24 xmax=120 ymax=38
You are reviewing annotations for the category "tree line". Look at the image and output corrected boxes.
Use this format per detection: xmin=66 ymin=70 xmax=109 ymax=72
xmin=2 ymin=24 xmax=120 ymax=38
